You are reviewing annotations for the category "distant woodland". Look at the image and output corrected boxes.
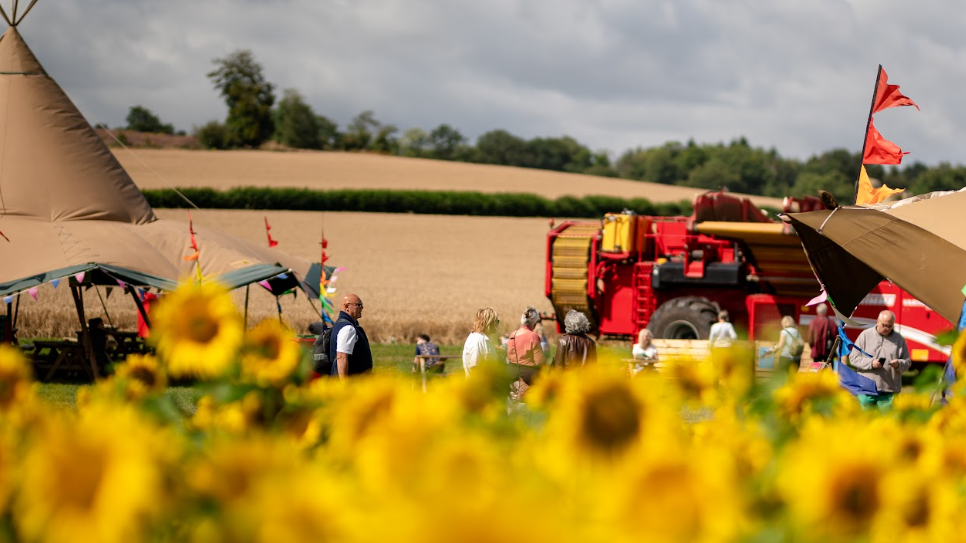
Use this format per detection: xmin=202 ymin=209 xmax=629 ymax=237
xmin=113 ymin=49 xmax=966 ymax=201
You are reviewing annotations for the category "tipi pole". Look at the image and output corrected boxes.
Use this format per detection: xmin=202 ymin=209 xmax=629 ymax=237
xmin=853 ymin=64 xmax=882 ymax=204
xmin=16 ymin=0 xmax=38 ymax=25
xmin=0 ymin=5 xmax=11 ymax=26
xmin=10 ymin=0 xmax=17 ymax=24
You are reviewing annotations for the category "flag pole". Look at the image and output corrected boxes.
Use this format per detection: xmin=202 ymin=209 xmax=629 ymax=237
xmin=853 ymin=64 xmax=883 ymax=204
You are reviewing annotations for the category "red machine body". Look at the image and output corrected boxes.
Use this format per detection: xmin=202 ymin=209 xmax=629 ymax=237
xmin=544 ymin=191 xmax=952 ymax=367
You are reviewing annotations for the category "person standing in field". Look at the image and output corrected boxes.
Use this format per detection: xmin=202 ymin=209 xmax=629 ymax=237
xmin=847 ymin=310 xmax=911 ymax=410
xmin=552 ymin=310 xmax=597 ymax=368
xmin=807 ymin=304 xmax=836 ymax=363
xmin=462 ymin=307 xmax=499 ymax=376
xmin=506 ymin=306 xmax=546 ymax=398
xmin=330 ymin=293 xmax=372 ymax=380
xmin=708 ymin=310 xmax=737 ymax=350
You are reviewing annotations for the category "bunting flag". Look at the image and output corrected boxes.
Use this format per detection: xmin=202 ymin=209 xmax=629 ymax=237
xmin=862 ymin=121 xmax=909 ymax=165
xmin=873 ymin=67 xmax=920 ymax=113
xmin=806 ymin=289 xmax=828 ymax=307
xmin=264 ymin=216 xmax=278 ymax=248
xmin=184 ymin=212 xmax=200 ymax=261
xmin=74 ymin=272 xmax=85 ymax=283
xmin=2 ymin=296 xmax=12 ymax=304
xmin=258 ymin=280 xmax=272 ymax=291
xmin=855 ymin=165 xmax=905 ymax=205
xmin=116 ymin=279 xmax=127 ymax=289
xmin=27 ymin=286 xmax=38 ymax=301
xmin=50 ymin=278 xmax=60 ymax=289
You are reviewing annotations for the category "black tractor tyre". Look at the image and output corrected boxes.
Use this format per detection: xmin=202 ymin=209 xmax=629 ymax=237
xmin=646 ymin=296 xmax=719 ymax=340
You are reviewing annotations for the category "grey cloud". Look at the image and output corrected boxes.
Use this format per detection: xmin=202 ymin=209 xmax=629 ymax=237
xmin=13 ymin=0 xmax=966 ymax=165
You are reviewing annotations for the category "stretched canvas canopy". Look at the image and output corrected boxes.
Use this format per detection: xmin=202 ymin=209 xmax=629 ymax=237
xmin=783 ymin=189 xmax=966 ymax=323
xmin=0 ymin=21 xmax=312 ymax=297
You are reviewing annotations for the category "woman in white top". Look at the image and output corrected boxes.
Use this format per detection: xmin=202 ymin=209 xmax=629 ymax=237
xmin=462 ymin=307 xmax=500 ymax=375
xmin=708 ymin=310 xmax=737 ymax=349
xmin=631 ymin=328 xmax=659 ymax=375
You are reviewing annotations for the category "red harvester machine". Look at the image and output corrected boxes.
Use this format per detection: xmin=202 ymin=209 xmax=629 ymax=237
xmin=545 ymin=190 xmax=952 ymax=369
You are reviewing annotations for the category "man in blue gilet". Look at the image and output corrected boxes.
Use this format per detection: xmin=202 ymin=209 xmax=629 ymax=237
xmin=329 ymin=293 xmax=373 ymax=379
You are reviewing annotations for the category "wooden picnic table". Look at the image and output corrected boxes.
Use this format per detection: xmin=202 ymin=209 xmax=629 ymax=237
xmin=30 ymin=338 xmax=94 ymax=381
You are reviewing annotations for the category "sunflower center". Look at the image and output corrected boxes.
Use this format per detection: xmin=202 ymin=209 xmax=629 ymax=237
xmin=188 ymin=314 xmax=220 ymax=343
xmin=254 ymin=335 xmax=282 ymax=361
xmin=580 ymin=384 xmax=642 ymax=454
xmin=903 ymin=491 xmax=930 ymax=528
xmin=128 ymin=366 xmax=157 ymax=387
xmin=833 ymin=472 xmax=879 ymax=526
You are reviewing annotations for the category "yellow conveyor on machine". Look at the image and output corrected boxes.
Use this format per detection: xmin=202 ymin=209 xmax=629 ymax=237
xmin=549 ymin=223 xmax=599 ymax=326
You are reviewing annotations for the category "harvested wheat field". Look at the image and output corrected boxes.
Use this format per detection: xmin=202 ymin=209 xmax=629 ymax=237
xmin=17 ymin=210 xmax=554 ymax=345
xmin=113 ymin=148 xmax=784 ymax=208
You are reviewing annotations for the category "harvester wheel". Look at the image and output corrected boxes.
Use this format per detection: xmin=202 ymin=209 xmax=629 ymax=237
xmin=646 ymin=297 xmax=718 ymax=340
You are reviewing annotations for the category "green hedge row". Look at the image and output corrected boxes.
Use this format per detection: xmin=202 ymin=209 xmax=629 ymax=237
xmin=142 ymin=187 xmax=694 ymax=218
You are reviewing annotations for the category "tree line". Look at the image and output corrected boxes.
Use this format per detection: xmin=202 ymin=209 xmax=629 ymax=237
xmin=122 ymin=49 xmax=966 ymax=201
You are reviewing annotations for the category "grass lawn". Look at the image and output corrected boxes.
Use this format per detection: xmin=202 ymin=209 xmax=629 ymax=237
xmin=32 ymin=342 xmax=631 ymax=411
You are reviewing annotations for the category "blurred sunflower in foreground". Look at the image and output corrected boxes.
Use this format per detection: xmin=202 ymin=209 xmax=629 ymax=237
xmin=150 ymin=281 xmax=243 ymax=380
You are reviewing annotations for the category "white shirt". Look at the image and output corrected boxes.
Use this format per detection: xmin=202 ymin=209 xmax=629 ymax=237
xmin=336 ymin=325 xmax=358 ymax=354
xmin=632 ymin=344 xmax=658 ymax=361
xmin=708 ymin=322 xmax=737 ymax=348
xmin=462 ymin=332 xmax=492 ymax=375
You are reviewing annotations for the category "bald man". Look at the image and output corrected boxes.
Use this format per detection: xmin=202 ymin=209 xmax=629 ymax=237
xmin=848 ymin=310 xmax=911 ymax=410
xmin=329 ymin=293 xmax=373 ymax=379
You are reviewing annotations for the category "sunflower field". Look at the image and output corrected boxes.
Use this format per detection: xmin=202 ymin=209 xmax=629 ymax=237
xmin=2 ymin=282 xmax=966 ymax=543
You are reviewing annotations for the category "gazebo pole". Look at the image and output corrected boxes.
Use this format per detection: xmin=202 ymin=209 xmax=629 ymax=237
xmin=70 ymin=284 xmax=98 ymax=380
xmin=94 ymin=286 xmax=115 ymax=328
xmin=244 ymin=285 xmax=250 ymax=329
xmin=128 ymin=286 xmax=150 ymax=329
xmin=13 ymin=293 xmax=20 ymax=330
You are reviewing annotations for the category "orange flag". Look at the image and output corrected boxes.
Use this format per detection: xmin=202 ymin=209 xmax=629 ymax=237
xmin=855 ymin=165 xmax=904 ymax=205
xmin=873 ymin=67 xmax=919 ymax=114
xmin=183 ymin=212 xmax=200 ymax=261
xmin=862 ymin=120 xmax=909 ymax=165
xmin=264 ymin=216 xmax=278 ymax=248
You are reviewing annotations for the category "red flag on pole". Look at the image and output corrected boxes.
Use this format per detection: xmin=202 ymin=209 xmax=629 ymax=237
xmin=183 ymin=212 xmax=200 ymax=261
xmin=862 ymin=120 xmax=909 ymax=165
xmin=264 ymin=216 xmax=278 ymax=248
xmin=872 ymin=67 xmax=920 ymax=114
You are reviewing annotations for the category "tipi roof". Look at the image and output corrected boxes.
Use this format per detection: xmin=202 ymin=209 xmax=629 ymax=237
xmin=0 ymin=10 xmax=313 ymax=296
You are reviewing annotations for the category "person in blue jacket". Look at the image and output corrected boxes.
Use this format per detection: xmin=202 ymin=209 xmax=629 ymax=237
xmin=330 ymin=293 xmax=373 ymax=379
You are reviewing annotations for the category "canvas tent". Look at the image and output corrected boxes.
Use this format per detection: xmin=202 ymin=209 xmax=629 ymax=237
xmin=782 ymin=189 xmax=966 ymax=324
xmin=0 ymin=19 xmax=315 ymax=300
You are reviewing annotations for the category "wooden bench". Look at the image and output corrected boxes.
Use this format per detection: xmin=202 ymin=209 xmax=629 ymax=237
xmin=626 ymin=339 xmax=818 ymax=379
xmin=415 ymin=354 xmax=462 ymax=391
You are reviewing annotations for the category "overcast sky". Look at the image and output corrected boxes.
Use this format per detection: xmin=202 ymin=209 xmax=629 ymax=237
xmin=15 ymin=0 xmax=966 ymax=165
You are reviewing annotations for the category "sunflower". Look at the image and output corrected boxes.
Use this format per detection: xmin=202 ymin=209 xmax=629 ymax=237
xmin=113 ymin=354 xmax=167 ymax=400
xmin=150 ymin=281 xmax=243 ymax=380
xmin=777 ymin=419 xmax=901 ymax=539
xmin=240 ymin=319 xmax=301 ymax=388
xmin=0 ymin=344 xmax=32 ymax=411
xmin=13 ymin=404 xmax=176 ymax=543
xmin=773 ymin=370 xmax=851 ymax=423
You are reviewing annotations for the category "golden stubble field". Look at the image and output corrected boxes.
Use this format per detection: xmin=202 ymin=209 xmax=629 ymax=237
xmin=17 ymin=210 xmax=556 ymax=345
xmin=113 ymin=148 xmax=784 ymax=209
